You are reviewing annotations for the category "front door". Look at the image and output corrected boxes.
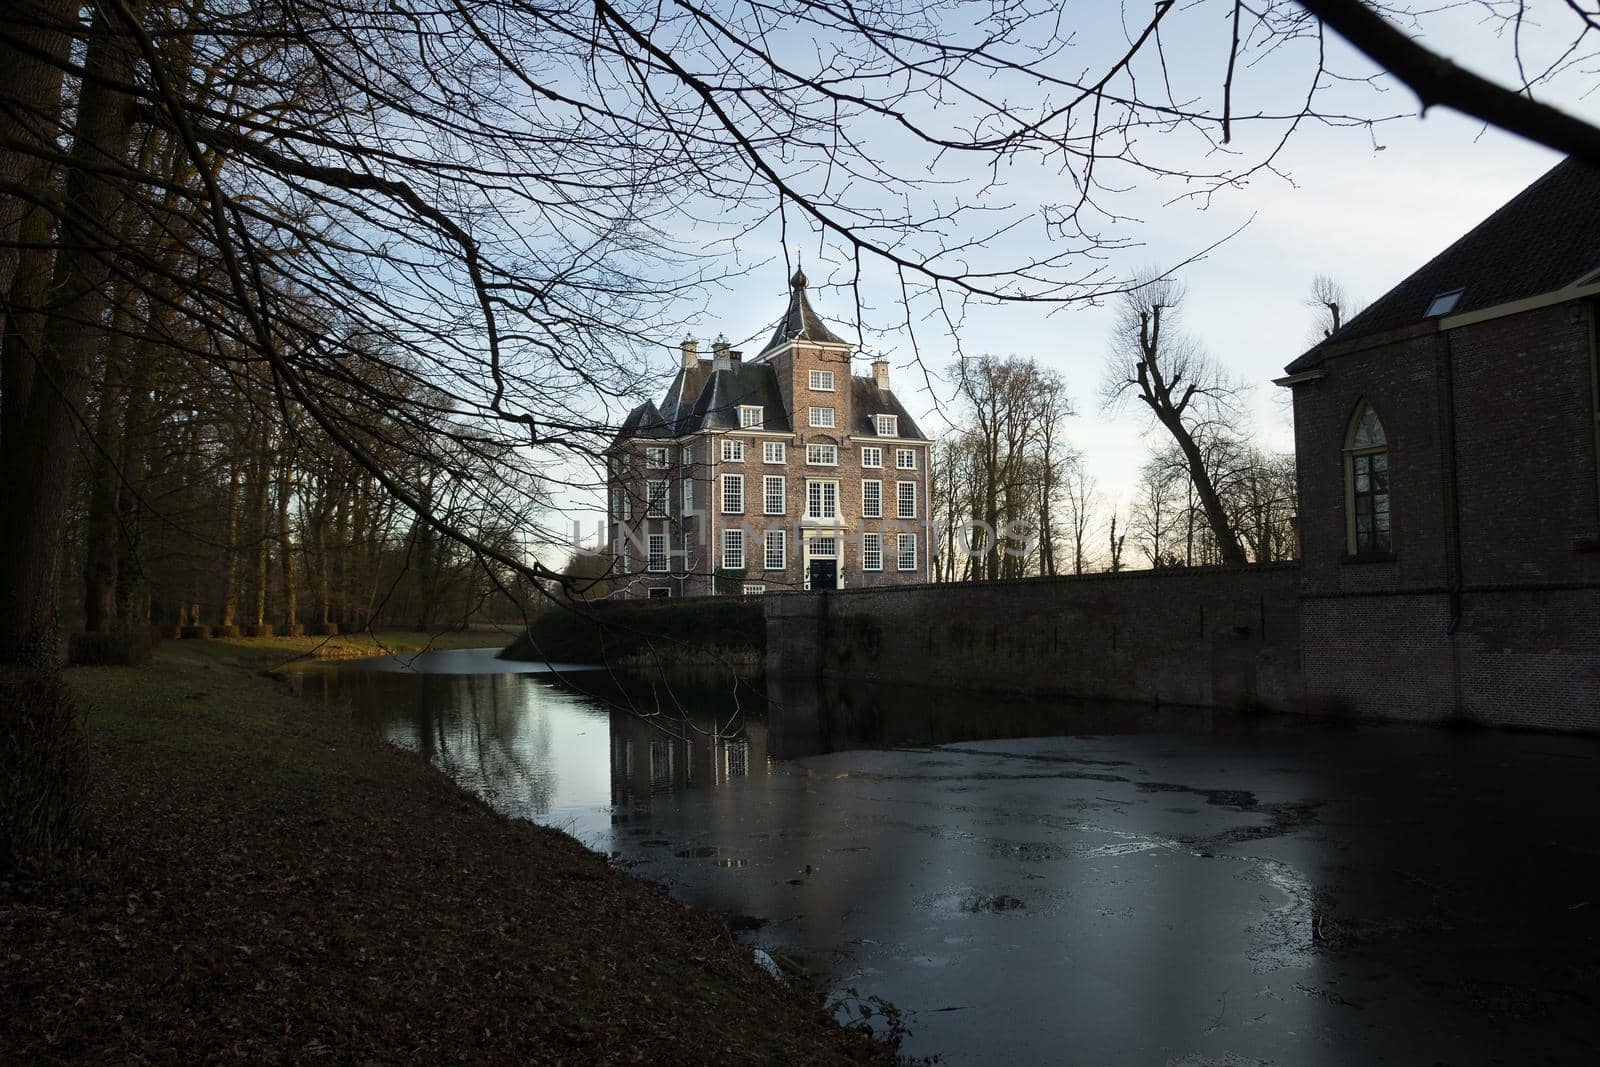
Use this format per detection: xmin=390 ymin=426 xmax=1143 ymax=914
xmin=808 ymin=558 xmax=838 ymax=591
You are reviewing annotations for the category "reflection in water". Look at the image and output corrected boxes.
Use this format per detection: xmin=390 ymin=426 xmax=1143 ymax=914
xmin=293 ymin=649 xmax=771 ymax=847
xmin=292 ymin=648 xmax=1600 ymax=1066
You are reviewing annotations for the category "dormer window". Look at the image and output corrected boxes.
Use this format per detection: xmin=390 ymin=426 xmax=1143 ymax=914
xmin=739 ymin=405 xmax=763 ymax=429
xmin=808 ymin=369 xmax=835 ymax=391
xmin=875 ymin=414 xmax=897 ymax=437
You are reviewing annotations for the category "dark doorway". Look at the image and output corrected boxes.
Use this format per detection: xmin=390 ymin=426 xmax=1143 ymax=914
xmin=809 ymin=558 xmax=838 ymax=591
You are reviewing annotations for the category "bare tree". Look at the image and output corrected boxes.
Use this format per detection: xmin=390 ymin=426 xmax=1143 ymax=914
xmin=1103 ymin=276 xmax=1249 ymax=566
xmin=1107 ymin=511 xmax=1128 ymax=574
xmin=5 ymin=0 xmax=1600 ymax=870
xmin=1305 ymin=273 xmax=1370 ymax=343
xmin=1062 ymin=461 xmax=1099 ymax=576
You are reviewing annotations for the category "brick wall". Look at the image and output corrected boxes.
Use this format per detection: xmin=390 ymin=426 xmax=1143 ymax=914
xmin=1288 ymin=299 xmax=1600 ymax=731
xmin=767 ymin=564 xmax=1304 ymax=710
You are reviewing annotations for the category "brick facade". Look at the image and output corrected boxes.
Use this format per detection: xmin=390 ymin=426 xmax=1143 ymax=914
xmin=1285 ymin=299 xmax=1600 ymax=730
xmin=608 ymin=273 xmax=931 ymax=599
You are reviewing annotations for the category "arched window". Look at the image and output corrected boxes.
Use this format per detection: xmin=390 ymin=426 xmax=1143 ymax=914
xmin=1345 ymin=401 xmax=1391 ymax=555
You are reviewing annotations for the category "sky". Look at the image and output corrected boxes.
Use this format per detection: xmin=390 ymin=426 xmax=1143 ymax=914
xmin=538 ymin=2 xmax=1596 ymax=563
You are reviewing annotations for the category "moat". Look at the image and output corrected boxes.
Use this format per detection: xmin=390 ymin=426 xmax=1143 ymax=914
xmin=293 ymin=647 xmax=1600 ymax=1064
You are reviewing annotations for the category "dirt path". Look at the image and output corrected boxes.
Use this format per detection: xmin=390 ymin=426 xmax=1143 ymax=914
xmin=1 ymin=644 xmax=889 ymax=1063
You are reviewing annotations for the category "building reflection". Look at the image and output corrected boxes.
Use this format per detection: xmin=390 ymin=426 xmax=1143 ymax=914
xmin=607 ymin=704 xmax=767 ymax=806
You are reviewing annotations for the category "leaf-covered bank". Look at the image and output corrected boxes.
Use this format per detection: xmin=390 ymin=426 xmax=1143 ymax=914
xmin=0 ymin=643 xmax=886 ymax=1063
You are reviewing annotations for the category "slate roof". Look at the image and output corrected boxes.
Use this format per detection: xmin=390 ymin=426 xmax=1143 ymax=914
xmin=611 ymin=399 xmax=670 ymax=445
xmin=849 ymin=375 xmax=927 ymax=440
xmin=613 ymin=267 xmax=929 ymax=446
xmin=763 ymin=268 xmax=849 ymax=352
xmin=1286 ymin=156 xmax=1600 ymax=373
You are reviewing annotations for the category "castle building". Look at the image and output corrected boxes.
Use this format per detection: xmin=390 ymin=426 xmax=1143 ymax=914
xmin=607 ymin=269 xmax=931 ymax=597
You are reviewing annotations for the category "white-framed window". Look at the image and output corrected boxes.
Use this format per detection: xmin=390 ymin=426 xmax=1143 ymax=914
xmin=898 ymin=532 xmax=917 ymax=571
xmin=681 ymin=444 xmax=694 ymax=466
xmin=875 ymin=414 xmax=897 ymax=437
xmin=722 ymin=439 xmax=744 ymax=462
xmin=806 ymin=443 xmax=838 ymax=466
xmin=897 ymin=480 xmax=917 ymax=519
xmin=808 ymin=369 xmax=835 ymax=391
xmin=807 ymin=480 xmax=839 ymax=520
xmin=682 ymin=528 xmax=695 ymax=571
xmin=896 ymin=447 xmax=916 ymax=470
xmin=742 ymin=583 xmax=765 ymax=596
xmin=646 ymin=446 xmax=669 ymax=467
xmin=862 ymin=479 xmax=883 ymax=518
xmin=647 ymin=586 xmax=671 ymax=599
xmin=682 ymin=478 xmax=694 ymax=514
xmin=808 ymin=536 xmax=837 ymax=558
xmin=722 ymin=528 xmax=745 ymax=569
xmin=809 ymin=406 xmax=835 ymax=428
xmin=622 ymin=491 xmax=632 ymax=522
xmin=765 ymin=529 xmax=786 ymax=570
xmin=611 ymin=487 xmax=623 ymax=522
xmin=860 ymin=446 xmax=883 ymax=468
xmin=862 ymin=532 xmax=883 ymax=571
xmin=647 ymin=534 xmax=668 ymax=572
xmin=764 ymin=475 xmax=786 ymax=515
xmin=739 ymin=405 xmax=764 ymax=429
xmin=646 ymin=479 xmax=669 ymax=518
xmin=762 ymin=441 xmax=786 ymax=464
xmin=721 ymin=474 xmax=743 ymax=514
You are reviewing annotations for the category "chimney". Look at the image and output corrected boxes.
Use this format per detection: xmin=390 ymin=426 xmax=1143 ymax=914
xmin=712 ymin=334 xmax=731 ymax=372
xmin=871 ymin=358 xmax=890 ymax=391
xmin=728 ymin=349 xmax=743 ymax=363
xmin=680 ymin=337 xmax=699 ymax=370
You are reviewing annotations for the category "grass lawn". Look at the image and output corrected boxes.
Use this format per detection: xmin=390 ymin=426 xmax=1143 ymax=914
xmin=0 ymin=644 xmax=888 ymax=1063
xmin=188 ymin=626 xmax=517 ymax=670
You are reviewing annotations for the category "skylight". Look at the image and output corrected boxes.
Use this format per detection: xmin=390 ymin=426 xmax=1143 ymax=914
xmin=1425 ymin=288 xmax=1465 ymax=317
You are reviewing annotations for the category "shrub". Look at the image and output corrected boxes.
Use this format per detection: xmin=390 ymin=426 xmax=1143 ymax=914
xmin=179 ymin=625 xmax=212 ymax=640
xmin=280 ymin=624 xmax=306 ymax=637
xmin=242 ymin=623 xmax=275 ymax=638
xmin=0 ymin=668 xmax=89 ymax=879
xmin=214 ymin=624 xmax=241 ymax=639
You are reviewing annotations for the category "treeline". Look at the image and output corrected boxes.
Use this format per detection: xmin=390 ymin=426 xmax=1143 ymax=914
xmin=69 ymin=366 xmax=538 ymax=637
xmin=933 ymin=276 xmax=1302 ymax=579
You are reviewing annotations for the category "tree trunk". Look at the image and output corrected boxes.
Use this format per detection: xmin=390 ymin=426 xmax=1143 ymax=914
xmin=0 ymin=6 xmax=140 ymax=665
xmin=276 ymin=464 xmax=298 ymax=629
xmin=219 ymin=464 xmax=242 ymax=628
xmin=314 ymin=497 xmax=331 ymax=627
xmin=114 ymin=344 xmax=154 ymax=629
xmin=1162 ymin=413 xmax=1247 ymax=566
xmin=414 ymin=480 xmax=436 ymax=631
xmin=82 ymin=319 xmax=129 ymax=633
xmin=0 ymin=0 xmax=70 ymax=344
xmin=252 ymin=453 xmax=271 ymax=628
